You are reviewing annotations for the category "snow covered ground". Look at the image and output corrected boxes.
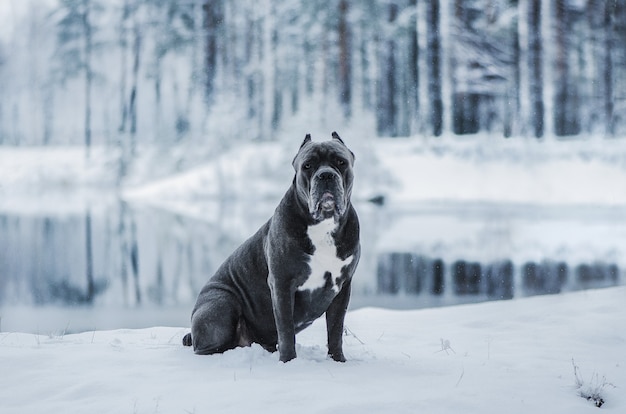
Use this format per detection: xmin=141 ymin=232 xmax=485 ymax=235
xmin=372 ymin=136 xmax=626 ymax=207
xmin=1 ymin=286 xmax=624 ymax=413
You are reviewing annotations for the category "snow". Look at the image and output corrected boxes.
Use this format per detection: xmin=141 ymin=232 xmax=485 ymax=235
xmin=1 ymin=287 xmax=624 ymax=413
xmin=0 ymin=146 xmax=118 ymax=215
xmin=122 ymin=141 xmax=295 ymax=221
xmin=372 ymin=136 xmax=626 ymax=207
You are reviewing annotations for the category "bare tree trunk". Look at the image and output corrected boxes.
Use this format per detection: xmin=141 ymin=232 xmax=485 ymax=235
xmin=82 ymin=0 xmax=92 ymax=158
xmin=554 ymin=0 xmax=580 ymax=136
xmin=427 ymin=0 xmax=443 ymax=136
xmin=408 ymin=0 xmax=419 ymax=135
xmin=586 ymin=0 xmax=612 ymax=136
xmin=42 ymin=85 xmax=54 ymax=145
xmin=603 ymin=1 xmax=615 ymax=136
xmin=377 ymin=2 xmax=398 ymax=136
xmin=118 ymin=0 xmax=129 ymax=134
xmin=203 ymin=0 xmax=223 ymax=106
xmin=129 ymin=20 xmax=141 ymax=156
xmin=614 ymin=1 xmax=626 ymax=135
xmin=338 ymin=0 xmax=351 ymax=118
xmin=528 ymin=0 xmax=543 ymax=138
xmin=504 ymin=0 xmax=521 ymax=138
xmin=154 ymin=54 xmax=163 ymax=142
xmin=262 ymin=0 xmax=276 ymax=137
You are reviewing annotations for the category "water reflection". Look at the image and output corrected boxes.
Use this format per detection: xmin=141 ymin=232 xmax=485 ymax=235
xmin=0 ymin=201 xmax=244 ymax=308
xmin=0 ymin=199 xmax=624 ymax=333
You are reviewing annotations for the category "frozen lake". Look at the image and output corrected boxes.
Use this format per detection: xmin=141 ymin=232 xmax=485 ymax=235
xmin=1 ymin=196 xmax=623 ymax=334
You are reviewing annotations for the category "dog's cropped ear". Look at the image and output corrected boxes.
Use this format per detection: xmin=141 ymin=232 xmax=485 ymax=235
xmin=331 ymin=131 xmax=355 ymax=162
xmin=300 ymin=134 xmax=312 ymax=149
xmin=293 ymin=134 xmax=312 ymax=168
xmin=331 ymin=131 xmax=345 ymax=145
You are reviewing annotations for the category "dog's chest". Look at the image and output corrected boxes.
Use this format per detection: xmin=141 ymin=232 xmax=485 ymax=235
xmin=298 ymin=219 xmax=353 ymax=293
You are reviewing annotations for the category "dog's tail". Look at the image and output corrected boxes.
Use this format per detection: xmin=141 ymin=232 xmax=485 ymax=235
xmin=182 ymin=333 xmax=192 ymax=347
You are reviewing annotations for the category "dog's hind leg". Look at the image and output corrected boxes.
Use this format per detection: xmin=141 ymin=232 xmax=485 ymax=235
xmin=189 ymin=290 xmax=242 ymax=355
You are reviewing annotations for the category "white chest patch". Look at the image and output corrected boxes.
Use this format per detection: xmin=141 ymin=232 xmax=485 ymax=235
xmin=298 ymin=218 xmax=354 ymax=293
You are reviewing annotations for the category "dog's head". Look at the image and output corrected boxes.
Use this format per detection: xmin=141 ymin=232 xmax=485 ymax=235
xmin=292 ymin=132 xmax=355 ymax=222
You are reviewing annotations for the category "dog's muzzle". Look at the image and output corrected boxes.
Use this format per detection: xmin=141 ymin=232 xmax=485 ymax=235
xmin=309 ymin=167 xmax=346 ymax=221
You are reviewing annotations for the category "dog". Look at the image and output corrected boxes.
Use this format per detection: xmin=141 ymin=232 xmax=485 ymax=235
xmin=182 ymin=132 xmax=360 ymax=362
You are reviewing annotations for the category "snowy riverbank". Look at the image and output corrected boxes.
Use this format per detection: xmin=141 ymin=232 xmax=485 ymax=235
xmin=2 ymin=135 xmax=626 ymax=214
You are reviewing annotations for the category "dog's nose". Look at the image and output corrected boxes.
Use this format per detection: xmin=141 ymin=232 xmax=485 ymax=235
xmin=318 ymin=171 xmax=335 ymax=181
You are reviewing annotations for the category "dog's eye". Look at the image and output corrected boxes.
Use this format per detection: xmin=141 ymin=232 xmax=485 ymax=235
xmin=303 ymin=163 xmax=312 ymax=170
xmin=337 ymin=159 xmax=345 ymax=166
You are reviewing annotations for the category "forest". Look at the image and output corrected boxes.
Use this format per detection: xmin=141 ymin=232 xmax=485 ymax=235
xmin=0 ymin=0 xmax=625 ymax=157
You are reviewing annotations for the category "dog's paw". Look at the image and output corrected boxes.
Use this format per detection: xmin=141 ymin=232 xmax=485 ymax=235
xmin=279 ymin=350 xmax=297 ymax=363
xmin=182 ymin=333 xmax=192 ymax=347
xmin=328 ymin=351 xmax=346 ymax=363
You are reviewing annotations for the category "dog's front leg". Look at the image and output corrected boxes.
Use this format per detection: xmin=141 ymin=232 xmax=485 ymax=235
xmin=268 ymin=272 xmax=297 ymax=362
xmin=325 ymin=279 xmax=352 ymax=362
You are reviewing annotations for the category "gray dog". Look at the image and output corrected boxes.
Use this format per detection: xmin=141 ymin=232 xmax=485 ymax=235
xmin=182 ymin=132 xmax=360 ymax=362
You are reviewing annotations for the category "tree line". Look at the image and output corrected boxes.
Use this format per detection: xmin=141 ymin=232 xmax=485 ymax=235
xmin=0 ymin=0 xmax=624 ymax=156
